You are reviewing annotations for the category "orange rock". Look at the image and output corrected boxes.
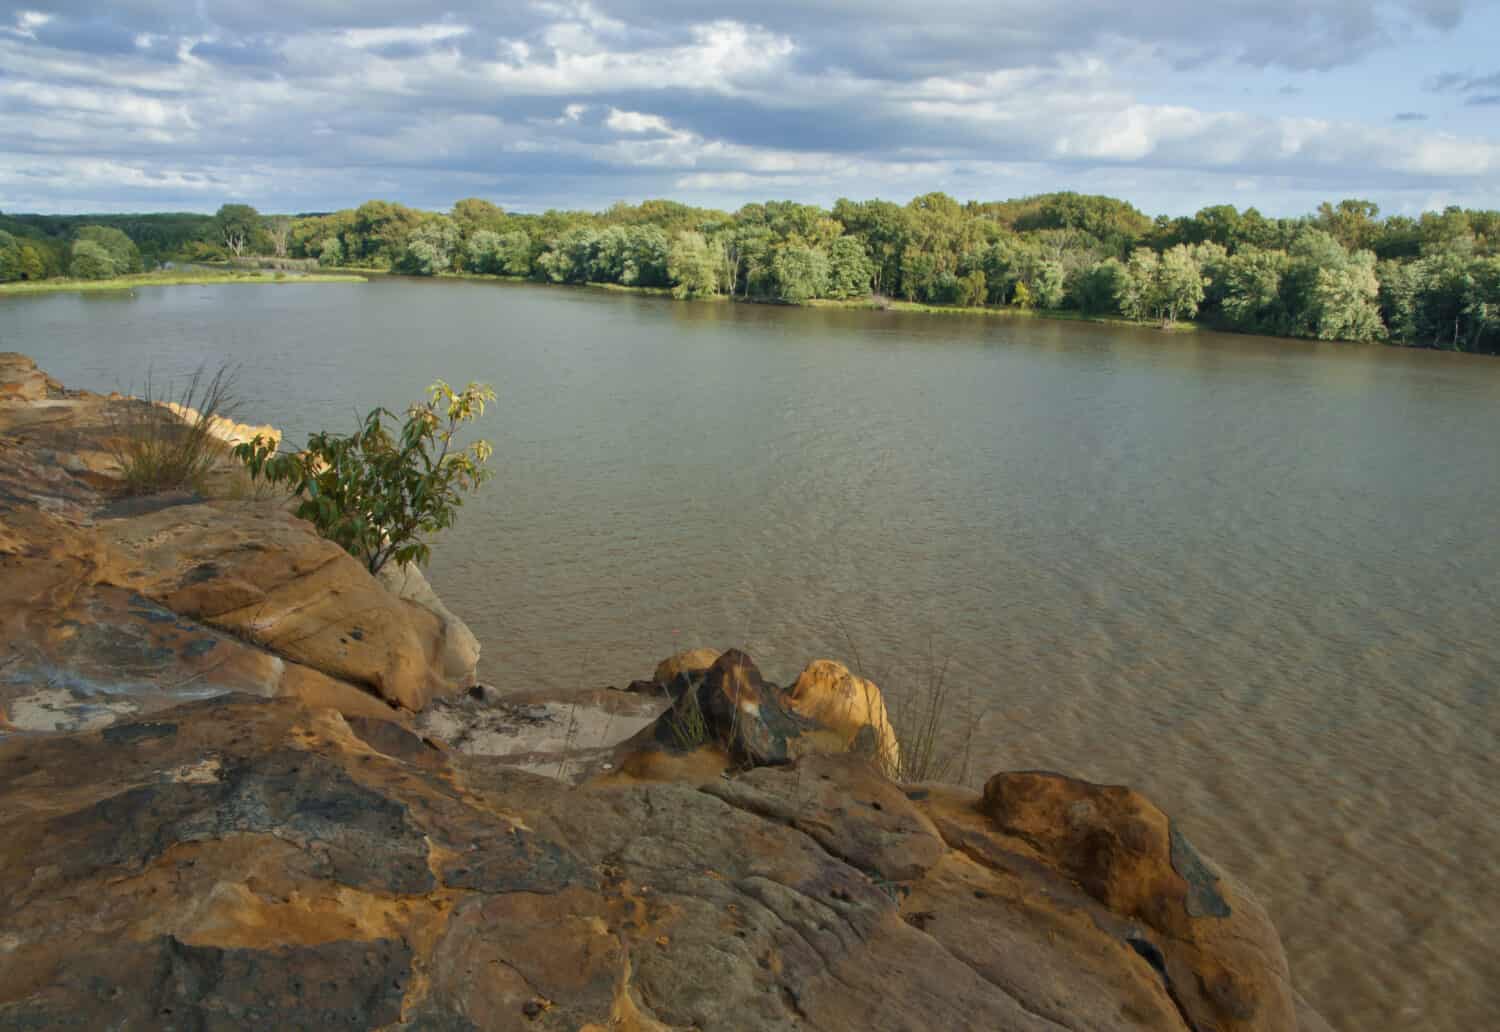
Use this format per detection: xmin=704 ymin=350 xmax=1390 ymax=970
xmin=785 ymin=658 xmax=900 ymax=777
xmin=651 ymin=647 xmax=721 ymax=686
xmin=980 ymin=771 xmax=1299 ymax=1032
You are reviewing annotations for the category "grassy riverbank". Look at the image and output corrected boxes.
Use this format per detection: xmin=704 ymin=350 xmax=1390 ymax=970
xmin=803 ymin=295 xmax=1200 ymax=332
xmin=0 ymin=270 xmax=366 ymax=297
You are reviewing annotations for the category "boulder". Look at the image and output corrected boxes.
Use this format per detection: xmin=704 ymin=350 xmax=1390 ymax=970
xmin=619 ymin=650 xmax=856 ymax=779
xmin=377 ymin=560 xmax=481 ymax=689
xmin=0 ymin=353 xmax=63 ymax=402
xmin=786 ymin=658 xmax=901 ymax=777
xmin=979 ymin=771 xmax=1298 ymax=1032
xmin=652 ymin=646 xmax=722 ymax=686
xmin=156 ymin=398 xmax=281 ymax=450
xmin=94 ymin=500 xmax=455 ymax=711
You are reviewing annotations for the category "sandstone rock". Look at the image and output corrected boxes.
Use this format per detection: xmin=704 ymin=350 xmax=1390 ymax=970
xmin=0 ymin=695 xmax=1328 ymax=1030
xmin=786 ymin=658 xmax=901 ymax=777
xmin=94 ymin=500 xmax=454 ymax=711
xmin=415 ymin=686 xmax=664 ymax=781
xmin=156 ymin=398 xmax=281 ymax=449
xmin=0 ymin=357 xmax=474 ymax=723
xmin=618 ymin=651 xmax=890 ymax=783
xmin=0 ymin=353 xmax=63 ymax=402
xmin=980 ymin=770 xmax=1298 ymax=1032
xmin=652 ymin=646 xmax=722 ymax=686
xmin=377 ymin=559 xmax=481 ymax=689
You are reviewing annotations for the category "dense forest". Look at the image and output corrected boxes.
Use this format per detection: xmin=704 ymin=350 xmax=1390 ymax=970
xmin=4 ymin=193 xmax=1498 ymax=353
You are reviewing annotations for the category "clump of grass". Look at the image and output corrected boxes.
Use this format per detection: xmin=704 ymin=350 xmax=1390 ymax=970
xmin=666 ymin=685 xmax=709 ymax=752
xmin=108 ymin=363 xmax=238 ymax=496
xmin=836 ymin=617 xmax=975 ymax=785
xmin=889 ymin=648 xmax=975 ymax=785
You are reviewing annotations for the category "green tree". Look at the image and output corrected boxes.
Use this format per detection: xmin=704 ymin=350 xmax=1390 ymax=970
xmin=318 ymin=236 xmax=344 ymax=268
xmin=1073 ymin=259 xmax=1127 ymax=315
xmin=667 ymin=230 xmax=721 ymax=299
xmin=68 ymin=239 xmax=117 ymax=279
xmin=466 ymin=230 xmax=504 ymax=274
xmin=1155 ymin=245 xmax=1206 ymax=323
xmin=450 ymin=198 xmax=505 ymax=237
xmin=234 ymin=381 xmax=495 ymax=574
xmin=1316 ymin=199 xmax=1381 ymax=252
xmin=955 ymin=269 xmax=987 ymax=307
xmin=75 ymin=226 xmax=142 ymax=274
xmin=496 ymin=231 xmax=532 ymax=276
xmin=0 ymin=230 xmax=18 ymax=282
xmin=1117 ymin=248 xmax=1159 ymax=321
xmin=825 ymin=236 xmax=874 ymax=299
xmin=1307 ymin=251 xmax=1384 ymax=341
xmin=1026 ymin=258 xmax=1066 ymax=309
xmin=771 ymin=245 xmax=830 ymax=302
xmin=402 ymin=217 xmax=461 ymax=275
xmin=17 ymin=243 xmax=46 ymax=280
xmin=1221 ymin=248 xmax=1289 ymax=332
xmin=214 ymin=203 xmax=261 ymax=257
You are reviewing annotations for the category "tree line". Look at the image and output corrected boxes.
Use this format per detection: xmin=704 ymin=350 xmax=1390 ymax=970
xmin=3 ymin=194 xmax=1497 ymax=353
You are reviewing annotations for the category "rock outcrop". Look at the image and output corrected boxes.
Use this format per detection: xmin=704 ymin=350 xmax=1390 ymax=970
xmin=0 ymin=690 xmax=1328 ymax=1030
xmin=0 ymin=356 xmax=1328 ymax=1030
xmin=0 ymin=353 xmax=478 ymax=729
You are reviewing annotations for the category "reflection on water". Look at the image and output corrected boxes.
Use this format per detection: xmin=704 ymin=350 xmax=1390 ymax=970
xmin=5 ymin=277 xmax=1499 ymax=1030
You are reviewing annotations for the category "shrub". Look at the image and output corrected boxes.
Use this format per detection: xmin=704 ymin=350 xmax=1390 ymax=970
xmin=109 ymin=364 xmax=238 ymax=495
xmin=234 ymin=381 xmax=495 ymax=574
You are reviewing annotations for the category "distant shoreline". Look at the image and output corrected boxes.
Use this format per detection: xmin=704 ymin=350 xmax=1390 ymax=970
xmin=410 ymin=268 xmax=1203 ymax=333
xmin=0 ymin=270 xmax=366 ymax=297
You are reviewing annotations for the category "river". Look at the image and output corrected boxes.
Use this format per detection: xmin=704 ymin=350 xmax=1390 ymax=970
xmin=3 ymin=276 xmax=1496 ymax=1030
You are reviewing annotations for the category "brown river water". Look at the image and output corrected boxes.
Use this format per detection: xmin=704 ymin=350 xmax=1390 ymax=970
xmin=3 ymin=277 xmax=1497 ymax=1030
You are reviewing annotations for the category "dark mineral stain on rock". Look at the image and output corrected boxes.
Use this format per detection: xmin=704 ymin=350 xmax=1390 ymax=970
xmin=101 ymin=721 xmax=178 ymax=745
xmin=437 ymin=827 xmax=597 ymax=895
xmin=182 ymin=638 xmax=219 ymax=659
xmin=96 ymin=491 xmax=204 ymax=520
xmin=49 ymin=750 xmax=434 ymax=894
xmin=1169 ymin=824 xmax=1231 ymax=919
xmin=183 ymin=562 xmax=220 ymax=584
xmin=345 ymin=715 xmax=433 ymax=764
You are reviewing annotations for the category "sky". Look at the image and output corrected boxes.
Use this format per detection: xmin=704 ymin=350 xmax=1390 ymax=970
xmin=2 ymin=1 xmax=1499 ymax=218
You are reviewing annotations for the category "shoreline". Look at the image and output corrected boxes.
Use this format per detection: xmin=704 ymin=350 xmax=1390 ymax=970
xmin=0 ymin=270 xmax=367 ymax=297
xmin=418 ymin=270 xmax=1200 ymax=330
xmin=6 ymin=264 xmax=1405 ymax=350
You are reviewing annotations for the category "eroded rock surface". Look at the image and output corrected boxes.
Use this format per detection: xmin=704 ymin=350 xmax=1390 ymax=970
xmin=0 ymin=355 xmax=480 ymax=728
xmin=0 ymin=695 xmax=1326 ymax=1030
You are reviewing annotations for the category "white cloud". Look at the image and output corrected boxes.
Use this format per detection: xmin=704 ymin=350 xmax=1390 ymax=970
xmin=606 ymin=108 xmax=670 ymax=133
xmin=0 ymin=3 xmax=1496 ymax=214
xmin=341 ymin=23 xmax=470 ymax=49
xmin=6 ymin=10 xmax=50 ymax=38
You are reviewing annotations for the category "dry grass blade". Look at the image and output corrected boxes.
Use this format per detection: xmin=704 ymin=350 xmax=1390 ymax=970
xmin=891 ymin=641 xmax=976 ymax=785
xmin=108 ymin=363 xmax=240 ymax=496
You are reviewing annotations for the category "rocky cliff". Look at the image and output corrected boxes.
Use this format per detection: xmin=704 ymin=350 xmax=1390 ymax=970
xmin=0 ymin=355 xmax=1328 ymax=1030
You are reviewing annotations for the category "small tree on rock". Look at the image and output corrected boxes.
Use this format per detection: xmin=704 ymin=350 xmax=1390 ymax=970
xmin=234 ymin=382 xmax=496 ymax=574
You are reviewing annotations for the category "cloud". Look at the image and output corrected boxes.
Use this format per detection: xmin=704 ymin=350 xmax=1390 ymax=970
xmin=0 ymin=1 xmax=1496 ymax=215
xmin=605 ymin=109 xmax=671 ymax=133
xmin=1394 ymin=111 xmax=1428 ymax=121
xmin=1430 ymin=69 xmax=1500 ymax=93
